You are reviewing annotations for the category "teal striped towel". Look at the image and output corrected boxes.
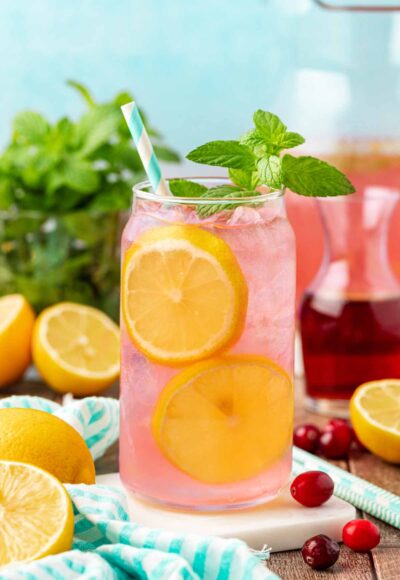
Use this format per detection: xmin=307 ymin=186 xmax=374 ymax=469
xmin=0 ymin=396 xmax=278 ymax=580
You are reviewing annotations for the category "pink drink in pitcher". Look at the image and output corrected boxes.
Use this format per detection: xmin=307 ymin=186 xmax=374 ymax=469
xmin=119 ymin=179 xmax=295 ymax=510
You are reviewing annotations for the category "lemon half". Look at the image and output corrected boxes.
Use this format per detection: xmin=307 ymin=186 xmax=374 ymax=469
xmin=33 ymin=302 xmax=119 ymax=395
xmin=0 ymin=294 xmax=35 ymax=388
xmin=0 ymin=460 xmax=74 ymax=567
xmin=350 ymin=379 xmax=400 ymax=463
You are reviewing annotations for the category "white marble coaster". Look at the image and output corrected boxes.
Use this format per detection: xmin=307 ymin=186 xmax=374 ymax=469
xmin=96 ymin=473 xmax=355 ymax=552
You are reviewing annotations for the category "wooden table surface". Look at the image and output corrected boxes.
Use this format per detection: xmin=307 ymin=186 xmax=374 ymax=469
xmin=3 ymin=375 xmax=399 ymax=580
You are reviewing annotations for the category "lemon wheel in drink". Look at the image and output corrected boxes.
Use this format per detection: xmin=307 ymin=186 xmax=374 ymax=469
xmin=122 ymin=225 xmax=248 ymax=366
xmin=152 ymin=355 xmax=293 ymax=483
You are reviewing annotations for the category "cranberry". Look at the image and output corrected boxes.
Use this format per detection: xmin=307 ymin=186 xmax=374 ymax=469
xmin=327 ymin=418 xmax=349 ymax=429
xmin=319 ymin=423 xmax=352 ymax=459
xmin=343 ymin=519 xmax=380 ymax=552
xmin=302 ymin=534 xmax=340 ymax=570
xmin=327 ymin=419 xmax=367 ymax=451
xmin=291 ymin=471 xmax=334 ymax=507
xmin=293 ymin=424 xmax=321 ymax=453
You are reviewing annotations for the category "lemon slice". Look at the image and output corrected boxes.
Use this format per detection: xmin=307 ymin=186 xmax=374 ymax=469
xmin=152 ymin=355 xmax=293 ymax=483
xmin=33 ymin=302 xmax=120 ymax=395
xmin=0 ymin=295 xmax=35 ymax=388
xmin=0 ymin=460 xmax=74 ymax=567
xmin=122 ymin=225 xmax=248 ymax=365
xmin=350 ymin=380 xmax=400 ymax=463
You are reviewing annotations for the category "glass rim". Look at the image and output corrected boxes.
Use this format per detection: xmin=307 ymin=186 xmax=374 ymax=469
xmin=133 ymin=177 xmax=285 ymax=205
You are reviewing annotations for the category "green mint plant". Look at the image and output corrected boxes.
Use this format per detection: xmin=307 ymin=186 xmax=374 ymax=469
xmin=170 ymin=110 xmax=355 ymax=216
xmin=0 ymin=80 xmax=179 ymax=212
xmin=0 ymin=81 xmax=179 ymax=318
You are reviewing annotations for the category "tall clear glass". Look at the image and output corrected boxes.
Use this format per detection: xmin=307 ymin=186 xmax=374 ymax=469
xmin=300 ymin=189 xmax=400 ymax=416
xmin=119 ymin=178 xmax=296 ymax=510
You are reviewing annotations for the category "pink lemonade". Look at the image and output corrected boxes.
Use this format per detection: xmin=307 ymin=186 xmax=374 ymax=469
xmin=120 ymin=179 xmax=295 ymax=510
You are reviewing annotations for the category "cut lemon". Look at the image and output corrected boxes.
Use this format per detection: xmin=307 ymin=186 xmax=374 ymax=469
xmin=0 ymin=294 xmax=35 ymax=388
xmin=122 ymin=225 xmax=248 ymax=365
xmin=350 ymin=380 xmax=400 ymax=463
xmin=152 ymin=355 xmax=293 ymax=483
xmin=33 ymin=302 xmax=120 ymax=396
xmin=0 ymin=460 xmax=74 ymax=567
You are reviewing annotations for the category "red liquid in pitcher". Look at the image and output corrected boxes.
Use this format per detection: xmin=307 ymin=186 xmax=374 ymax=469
xmin=300 ymin=293 xmax=400 ymax=400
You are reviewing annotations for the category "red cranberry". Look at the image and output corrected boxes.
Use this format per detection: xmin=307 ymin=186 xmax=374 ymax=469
xmin=319 ymin=423 xmax=352 ymax=459
xmin=293 ymin=424 xmax=321 ymax=453
xmin=291 ymin=471 xmax=334 ymax=507
xmin=327 ymin=418 xmax=349 ymax=428
xmin=302 ymin=534 xmax=340 ymax=570
xmin=343 ymin=519 xmax=380 ymax=552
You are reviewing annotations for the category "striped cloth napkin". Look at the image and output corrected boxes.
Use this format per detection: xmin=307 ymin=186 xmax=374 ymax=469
xmin=0 ymin=396 xmax=278 ymax=580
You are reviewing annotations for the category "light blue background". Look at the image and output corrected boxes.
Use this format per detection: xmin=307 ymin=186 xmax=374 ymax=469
xmin=1 ymin=0 xmax=400 ymax=153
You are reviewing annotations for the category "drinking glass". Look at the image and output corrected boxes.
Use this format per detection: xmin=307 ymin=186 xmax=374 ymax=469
xmin=119 ymin=178 xmax=295 ymax=510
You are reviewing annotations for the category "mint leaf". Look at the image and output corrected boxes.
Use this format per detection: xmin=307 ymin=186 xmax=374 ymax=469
xmin=169 ymin=179 xmax=208 ymax=197
xmin=67 ymin=79 xmax=96 ymax=108
xmin=257 ymin=156 xmax=282 ymax=189
xmin=253 ymin=110 xmax=287 ymax=145
xmin=13 ymin=112 xmax=49 ymax=144
xmin=187 ymin=141 xmax=255 ymax=170
xmin=278 ymin=132 xmax=305 ymax=149
xmin=239 ymin=129 xmax=265 ymax=149
xmin=282 ymin=155 xmax=356 ymax=197
xmin=196 ymin=186 xmax=260 ymax=218
xmin=62 ymin=159 xmax=99 ymax=193
xmin=75 ymin=107 xmax=119 ymax=156
xmin=228 ymin=168 xmax=254 ymax=189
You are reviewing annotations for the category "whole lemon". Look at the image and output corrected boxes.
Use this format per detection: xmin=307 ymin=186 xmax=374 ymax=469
xmin=0 ymin=408 xmax=95 ymax=483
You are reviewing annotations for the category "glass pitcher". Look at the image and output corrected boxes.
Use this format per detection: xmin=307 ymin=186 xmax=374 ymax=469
xmin=270 ymin=0 xmax=400 ymax=305
xmin=300 ymin=189 xmax=400 ymax=416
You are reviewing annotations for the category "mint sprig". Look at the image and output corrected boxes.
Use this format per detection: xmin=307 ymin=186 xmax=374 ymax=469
xmin=170 ymin=109 xmax=354 ymax=217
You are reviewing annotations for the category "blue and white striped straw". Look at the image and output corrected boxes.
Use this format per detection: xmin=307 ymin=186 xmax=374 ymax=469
xmin=293 ymin=446 xmax=400 ymax=529
xmin=121 ymin=101 xmax=169 ymax=197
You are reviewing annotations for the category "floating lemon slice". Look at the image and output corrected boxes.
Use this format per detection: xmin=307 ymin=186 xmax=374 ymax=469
xmin=0 ymin=460 xmax=74 ymax=567
xmin=33 ymin=302 xmax=120 ymax=395
xmin=152 ymin=355 xmax=293 ymax=483
xmin=122 ymin=225 xmax=248 ymax=365
xmin=350 ymin=379 xmax=400 ymax=463
xmin=0 ymin=294 xmax=35 ymax=388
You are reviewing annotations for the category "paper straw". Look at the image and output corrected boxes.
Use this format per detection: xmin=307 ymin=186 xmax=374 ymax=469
xmin=121 ymin=101 xmax=169 ymax=197
xmin=293 ymin=446 xmax=400 ymax=529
